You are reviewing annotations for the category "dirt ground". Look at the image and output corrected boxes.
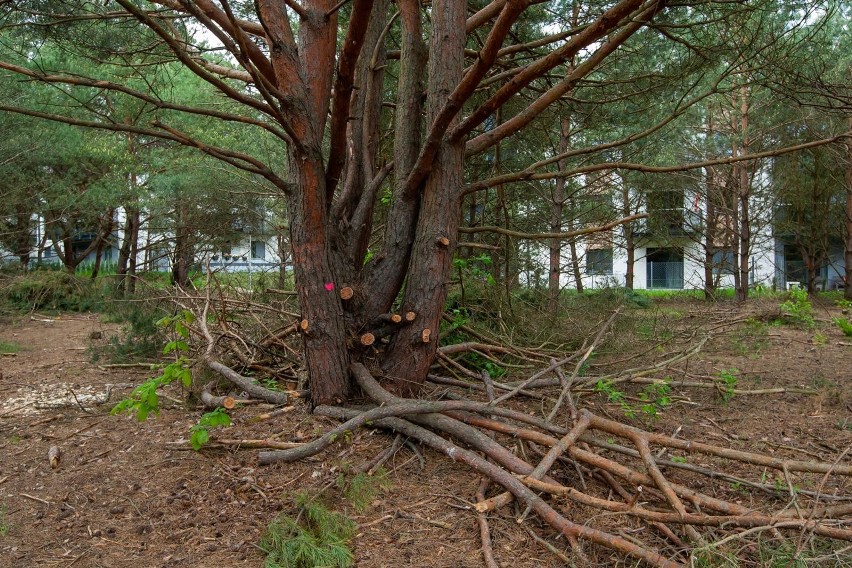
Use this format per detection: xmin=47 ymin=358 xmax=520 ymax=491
xmin=0 ymin=301 xmax=850 ymax=567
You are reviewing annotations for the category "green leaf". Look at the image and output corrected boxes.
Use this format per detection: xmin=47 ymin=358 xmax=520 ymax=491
xmin=190 ymin=428 xmax=209 ymax=451
xmin=179 ymin=368 xmax=192 ymax=388
xmin=163 ymin=340 xmax=189 ymax=354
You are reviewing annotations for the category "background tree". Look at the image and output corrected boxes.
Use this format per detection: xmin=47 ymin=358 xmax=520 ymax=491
xmin=1 ymin=0 xmax=849 ymax=402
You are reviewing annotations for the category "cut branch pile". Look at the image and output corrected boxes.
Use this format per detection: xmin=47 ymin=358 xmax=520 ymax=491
xmin=174 ymin=289 xmax=851 ymax=566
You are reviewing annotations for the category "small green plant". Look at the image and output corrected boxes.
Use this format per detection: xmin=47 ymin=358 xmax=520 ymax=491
xmin=110 ymin=312 xmax=194 ymax=421
xmin=594 ymin=379 xmax=635 ymax=418
xmin=189 ymin=408 xmax=232 ymax=450
xmin=834 ymin=298 xmax=852 ymax=310
xmin=832 ymin=317 xmax=852 ymax=337
xmin=670 ymin=456 xmax=687 ymax=464
xmin=336 ymin=469 xmax=392 ymax=514
xmin=595 ymin=379 xmax=672 ymax=421
xmin=732 ymin=318 xmax=770 ymax=357
xmin=637 ymin=381 xmax=672 ymax=420
xmin=780 ymin=288 xmax=815 ymax=329
xmin=690 ymin=545 xmax=737 ymax=568
xmin=717 ymin=369 xmax=738 ymax=403
xmin=0 ymin=341 xmax=19 ymax=354
xmin=757 ymin=540 xmax=807 ymax=568
xmin=0 ymin=503 xmax=9 ymax=537
xmin=261 ymin=493 xmax=356 ymax=568
xmin=813 ymin=331 xmax=828 ymax=345
xmin=112 ymin=311 xmax=229 ymax=450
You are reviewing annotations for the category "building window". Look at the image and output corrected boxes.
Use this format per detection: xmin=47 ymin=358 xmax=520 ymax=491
xmin=712 ymin=248 xmax=735 ymax=275
xmin=647 ymin=247 xmax=684 ymax=289
xmin=586 ymin=248 xmax=613 ymax=275
xmin=251 ymin=240 xmax=266 ymax=260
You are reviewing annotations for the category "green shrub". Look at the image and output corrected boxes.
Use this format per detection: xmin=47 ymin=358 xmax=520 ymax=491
xmin=779 ymin=288 xmax=815 ymax=329
xmin=832 ymin=317 xmax=852 ymax=337
xmin=95 ymin=300 xmax=166 ymax=362
xmin=3 ymin=270 xmax=98 ymax=311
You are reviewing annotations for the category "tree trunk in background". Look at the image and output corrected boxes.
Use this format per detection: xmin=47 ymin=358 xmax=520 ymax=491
xmin=733 ymin=86 xmax=751 ymax=302
xmin=13 ymin=206 xmax=31 ymax=268
xmin=548 ymin=118 xmax=570 ymax=311
xmin=116 ymin=206 xmax=139 ymax=293
xmin=845 ymin=116 xmax=852 ymax=300
xmin=172 ymin=203 xmax=191 ymax=288
xmin=620 ymin=180 xmax=634 ymax=290
xmin=90 ymin=208 xmax=115 ymax=279
xmin=703 ymin=166 xmax=718 ymax=300
xmin=568 ymin=194 xmax=584 ymax=293
xmin=277 ymin=229 xmax=290 ymax=289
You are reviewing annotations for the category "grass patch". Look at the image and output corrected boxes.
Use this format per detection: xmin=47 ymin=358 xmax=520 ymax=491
xmin=0 ymin=503 xmax=9 ymax=537
xmin=0 ymin=341 xmax=20 ymax=354
xmin=731 ymin=318 xmax=770 ymax=357
xmin=832 ymin=317 xmax=852 ymax=337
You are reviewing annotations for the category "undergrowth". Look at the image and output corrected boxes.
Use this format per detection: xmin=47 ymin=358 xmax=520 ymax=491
xmin=1 ymin=270 xmax=102 ymax=312
xmin=0 ymin=502 xmax=9 ymax=537
xmin=780 ymin=288 xmax=815 ymax=329
xmin=336 ymin=469 xmax=391 ymax=514
xmin=832 ymin=317 xmax=852 ymax=337
xmin=261 ymin=493 xmax=356 ymax=568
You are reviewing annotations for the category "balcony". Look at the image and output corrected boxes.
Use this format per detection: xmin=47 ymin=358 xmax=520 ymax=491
xmin=634 ymin=208 xmax=702 ymax=238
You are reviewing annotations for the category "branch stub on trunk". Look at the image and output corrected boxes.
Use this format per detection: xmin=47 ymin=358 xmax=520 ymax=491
xmin=340 ymin=286 xmax=354 ymax=300
xmin=436 ymin=236 xmax=450 ymax=247
xmin=405 ymin=311 xmax=416 ymax=322
xmin=300 ymin=319 xmax=310 ymax=332
xmin=421 ymin=328 xmax=432 ymax=343
xmin=360 ymin=332 xmax=376 ymax=346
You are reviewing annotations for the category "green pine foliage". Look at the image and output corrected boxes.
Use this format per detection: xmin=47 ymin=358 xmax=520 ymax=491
xmin=261 ymin=494 xmax=356 ymax=568
xmin=336 ymin=469 xmax=391 ymax=514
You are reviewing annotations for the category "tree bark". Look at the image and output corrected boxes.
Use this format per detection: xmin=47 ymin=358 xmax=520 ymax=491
xmin=117 ymin=208 xmax=139 ymax=293
xmin=735 ymin=86 xmax=751 ymax=302
xmin=845 ymin=116 xmax=852 ymax=300
xmin=548 ymin=117 xmax=570 ymax=311
xmin=287 ymin=157 xmax=351 ymax=405
xmin=382 ymin=0 xmax=466 ymax=396
xmin=172 ymin=203 xmax=191 ymax=288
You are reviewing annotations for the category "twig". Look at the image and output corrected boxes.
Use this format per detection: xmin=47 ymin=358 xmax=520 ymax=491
xmin=20 ymin=493 xmax=52 ymax=505
xmin=476 ymin=476 xmax=500 ymax=568
xmin=522 ymin=523 xmax=576 ymax=566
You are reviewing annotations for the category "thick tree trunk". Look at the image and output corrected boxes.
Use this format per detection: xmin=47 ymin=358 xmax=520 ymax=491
xmin=382 ymin=0 xmax=466 ymax=396
xmin=287 ymin=159 xmax=351 ymax=405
